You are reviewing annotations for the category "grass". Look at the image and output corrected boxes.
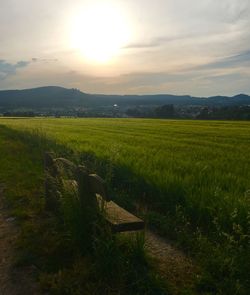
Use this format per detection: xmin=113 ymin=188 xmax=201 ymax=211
xmin=0 ymin=124 xmax=167 ymax=295
xmin=0 ymin=117 xmax=249 ymax=294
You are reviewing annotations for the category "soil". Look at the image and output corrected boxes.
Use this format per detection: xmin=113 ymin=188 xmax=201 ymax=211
xmin=145 ymin=230 xmax=199 ymax=294
xmin=0 ymin=184 xmax=42 ymax=295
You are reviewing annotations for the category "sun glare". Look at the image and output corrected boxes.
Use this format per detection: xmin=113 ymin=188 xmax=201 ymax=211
xmin=71 ymin=3 xmax=130 ymax=63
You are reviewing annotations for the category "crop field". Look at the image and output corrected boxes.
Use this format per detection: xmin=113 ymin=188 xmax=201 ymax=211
xmin=0 ymin=117 xmax=250 ymax=293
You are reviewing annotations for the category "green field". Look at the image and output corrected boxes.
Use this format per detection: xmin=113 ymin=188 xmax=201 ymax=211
xmin=1 ymin=118 xmax=250 ymax=294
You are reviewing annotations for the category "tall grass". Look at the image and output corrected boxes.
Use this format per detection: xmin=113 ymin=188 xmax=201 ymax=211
xmin=0 ymin=118 xmax=250 ymax=294
xmin=0 ymin=124 xmax=167 ymax=294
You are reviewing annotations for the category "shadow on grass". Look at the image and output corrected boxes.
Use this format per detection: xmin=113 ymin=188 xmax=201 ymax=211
xmin=0 ymin=124 xmax=169 ymax=295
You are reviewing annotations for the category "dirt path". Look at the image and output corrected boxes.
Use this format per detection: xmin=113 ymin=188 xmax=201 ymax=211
xmin=0 ymin=184 xmax=41 ymax=295
xmin=145 ymin=230 xmax=199 ymax=294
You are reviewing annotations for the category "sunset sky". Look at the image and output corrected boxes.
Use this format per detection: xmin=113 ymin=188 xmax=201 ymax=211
xmin=0 ymin=0 xmax=249 ymax=96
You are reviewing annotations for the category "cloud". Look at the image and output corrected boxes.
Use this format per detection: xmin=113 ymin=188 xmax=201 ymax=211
xmin=124 ymin=0 xmax=250 ymax=57
xmin=32 ymin=58 xmax=58 ymax=63
xmin=227 ymin=50 xmax=250 ymax=63
xmin=124 ymin=41 xmax=159 ymax=49
xmin=0 ymin=57 xmax=58 ymax=82
xmin=0 ymin=60 xmax=30 ymax=80
xmin=1 ymin=65 xmax=249 ymax=96
xmin=191 ymin=50 xmax=250 ymax=71
xmin=124 ymin=33 xmax=195 ymax=50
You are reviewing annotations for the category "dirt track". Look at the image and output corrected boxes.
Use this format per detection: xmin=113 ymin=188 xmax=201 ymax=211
xmin=145 ymin=230 xmax=198 ymax=294
xmin=0 ymin=184 xmax=41 ymax=295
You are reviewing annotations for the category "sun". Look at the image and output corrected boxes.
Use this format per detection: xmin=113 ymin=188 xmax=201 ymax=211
xmin=71 ymin=3 xmax=130 ymax=63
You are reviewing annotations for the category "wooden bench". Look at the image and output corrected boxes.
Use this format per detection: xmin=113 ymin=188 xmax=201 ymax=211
xmin=88 ymin=174 xmax=145 ymax=232
xmin=44 ymin=152 xmax=144 ymax=233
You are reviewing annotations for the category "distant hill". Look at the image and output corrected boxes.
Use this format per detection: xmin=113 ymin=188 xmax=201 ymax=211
xmin=0 ymin=87 xmax=91 ymax=109
xmin=0 ymin=86 xmax=249 ymax=110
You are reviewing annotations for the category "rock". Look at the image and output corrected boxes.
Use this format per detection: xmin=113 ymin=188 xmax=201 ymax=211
xmin=6 ymin=217 xmax=16 ymax=222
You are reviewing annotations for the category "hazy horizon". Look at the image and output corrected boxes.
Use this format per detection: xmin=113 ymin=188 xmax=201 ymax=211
xmin=0 ymin=84 xmax=249 ymax=98
xmin=1 ymin=0 xmax=250 ymax=96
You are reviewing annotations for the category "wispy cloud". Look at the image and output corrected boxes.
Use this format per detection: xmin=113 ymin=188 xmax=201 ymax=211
xmin=32 ymin=58 xmax=58 ymax=63
xmin=191 ymin=50 xmax=250 ymax=71
xmin=123 ymin=33 xmax=195 ymax=50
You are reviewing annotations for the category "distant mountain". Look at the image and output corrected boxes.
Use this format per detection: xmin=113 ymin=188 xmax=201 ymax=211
xmin=0 ymin=86 xmax=249 ymax=110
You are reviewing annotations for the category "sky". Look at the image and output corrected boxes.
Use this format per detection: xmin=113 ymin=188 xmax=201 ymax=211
xmin=0 ymin=0 xmax=249 ymax=96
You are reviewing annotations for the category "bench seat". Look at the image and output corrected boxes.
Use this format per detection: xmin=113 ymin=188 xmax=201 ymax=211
xmin=97 ymin=195 xmax=145 ymax=232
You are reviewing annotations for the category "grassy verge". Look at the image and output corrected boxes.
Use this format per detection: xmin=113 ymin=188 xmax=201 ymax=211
xmin=0 ymin=125 xmax=167 ymax=295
